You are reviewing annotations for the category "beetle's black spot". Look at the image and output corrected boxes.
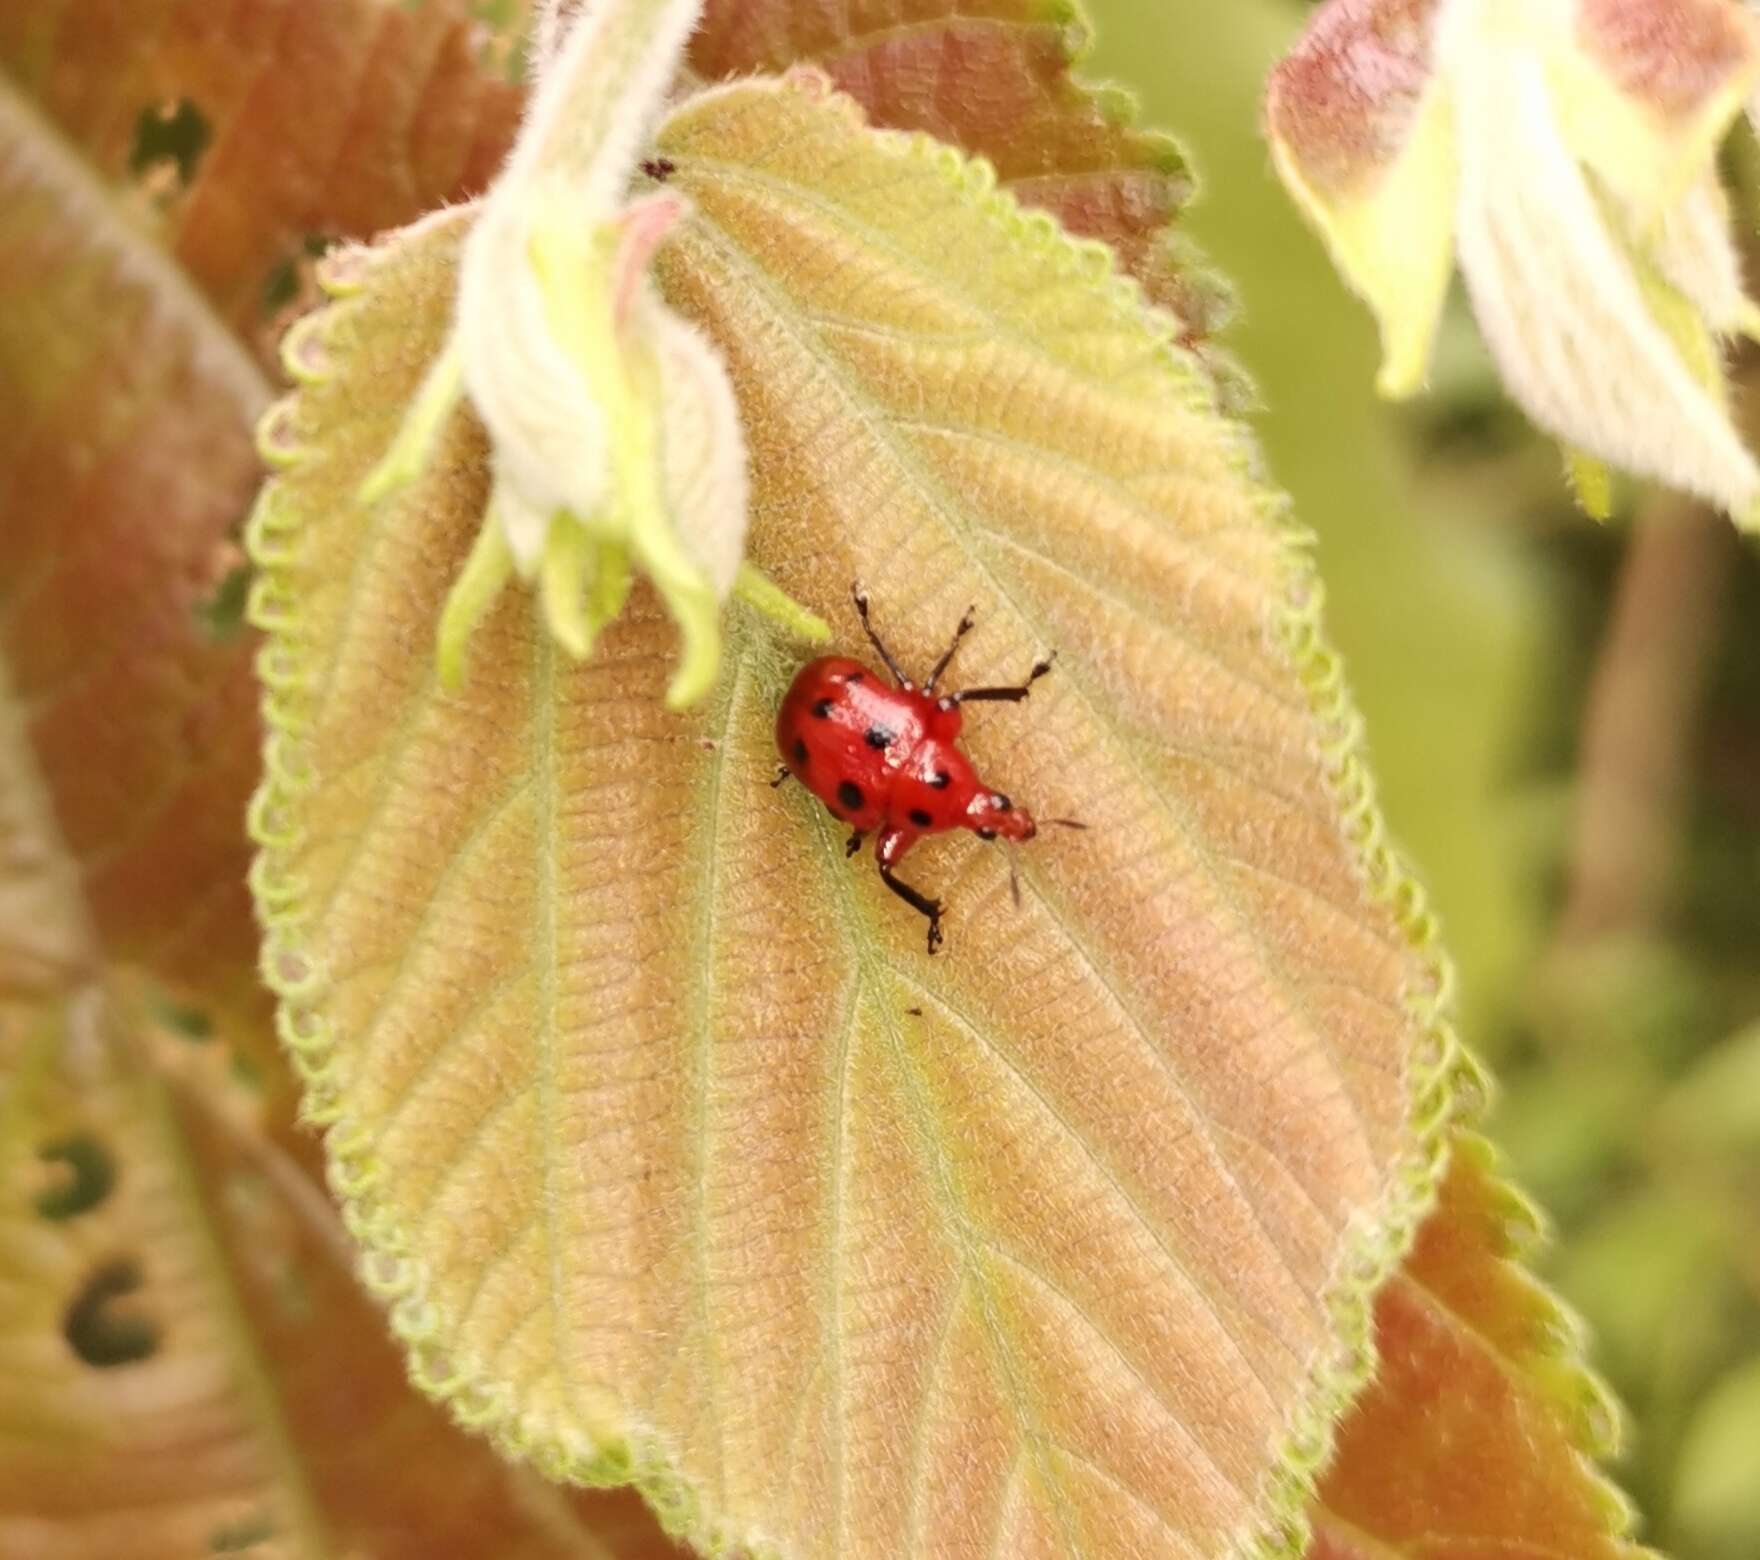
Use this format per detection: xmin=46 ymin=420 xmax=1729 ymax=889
xmin=811 ymin=698 xmax=835 ymax=718
xmin=976 ymin=827 xmax=998 ymax=841
xmin=837 ymin=780 xmax=864 ymax=811
xmin=864 ymin=725 xmax=895 ymax=750
xmin=792 ymin=739 xmax=808 ymax=765
xmin=844 ymin=670 xmax=865 ymax=683
xmin=930 ymin=770 xmax=951 ymax=789
xmin=993 ymin=793 xmax=1012 ymax=812
xmin=908 ymin=808 xmax=933 ymax=828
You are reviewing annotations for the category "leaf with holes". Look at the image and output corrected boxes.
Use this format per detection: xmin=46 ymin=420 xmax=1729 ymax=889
xmin=0 ymin=987 xmax=695 ymax=1559
xmin=0 ymin=56 xmax=691 ymax=1560
xmin=0 ymin=73 xmax=270 ymax=1047
xmin=250 ymin=73 xmax=1467 ymax=1558
xmin=0 ymin=0 xmax=523 ymax=345
xmin=4 ymin=0 xmax=1231 ymax=382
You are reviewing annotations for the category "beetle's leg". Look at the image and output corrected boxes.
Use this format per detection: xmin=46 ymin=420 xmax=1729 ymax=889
xmin=770 ymin=766 xmax=792 ymax=788
xmin=845 ymin=829 xmax=866 ymax=859
xmin=850 ymin=581 xmax=913 ymax=687
xmin=875 ymin=827 xmax=943 ymax=953
xmin=949 ymin=652 xmax=1055 ymax=706
xmin=923 ymin=604 xmax=978 ymax=694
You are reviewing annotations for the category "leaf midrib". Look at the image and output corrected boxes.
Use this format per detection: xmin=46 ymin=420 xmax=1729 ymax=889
xmin=672 ymin=191 xmax=1377 ymax=1257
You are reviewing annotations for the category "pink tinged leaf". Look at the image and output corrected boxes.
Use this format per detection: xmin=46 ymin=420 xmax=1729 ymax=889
xmin=1576 ymin=0 xmax=1759 ymax=123
xmin=642 ymin=299 xmax=749 ymax=599
xmin=612 ymin=192 xmax=689 ymax=332
xmin=1452 ymin=50 xmax=1760 ymax=516
xmin=1561 ymin=0 xmax=1760 ymax=223
xmin=1265 ymin=0 xmax=1456 ymax=394
xmin=1263 ymin=0 xmax=1446 ymax=200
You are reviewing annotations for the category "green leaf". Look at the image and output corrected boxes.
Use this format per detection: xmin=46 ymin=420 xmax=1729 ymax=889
xmin=250 ymin=73 xmax=1463 ymax=1557
xmin=1674 ymin=1354 xmax=1760 ymax=1558
xmin=1659 ymin=1021 xmax=1760 ymax=1153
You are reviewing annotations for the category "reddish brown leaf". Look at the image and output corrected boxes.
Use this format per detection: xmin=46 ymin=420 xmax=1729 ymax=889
xmin=1307 ymin=1130 xmax=1646 ymax=1560
xmin=0 ymin=75 xmax=268 ymax=1041
xmin=689 ymin=0 xmax=1226 ymax=340
xmin=0 ymin=979 xmax=690 ymax=1559
xmin=5 ymin=0 xmax=1221 ymax=352
xmin=0 ymin=0 xmax=523 ymax=342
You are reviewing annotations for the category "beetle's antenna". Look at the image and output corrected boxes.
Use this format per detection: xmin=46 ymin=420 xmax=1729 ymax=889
xmin=1048 ymin=817 xmax=1087 ymax=829
xmin=1007 ymin=846 xmax=1022 ymax=907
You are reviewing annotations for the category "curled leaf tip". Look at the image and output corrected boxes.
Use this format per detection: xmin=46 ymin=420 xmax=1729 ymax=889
xmin=732 ymin=562 xmax=833 ymax=643
xmin=359 ymin=342 xmax=465 ymax=505
xmin=435 ymin=514 xmax=515 ymax=690
xmin=1565 ymin=449 xmax=1615 ymax=522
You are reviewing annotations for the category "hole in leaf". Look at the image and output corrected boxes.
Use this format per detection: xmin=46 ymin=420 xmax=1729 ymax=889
xmin=35 ymin=1133 xmax=116 ymax=1220
xmin=209 ymin=1514 xmax=275 ymax=1553
xmin=260 ymin=233 xmax=335 ymax=319
xmin=147 ymin=988 xmax=216 ymax=1042
xmin=64 ymin=1258 xmax=161 ymax=1367
xmin=229 ymin=1050 xmax=266 ymax=1094
xmin=193 ymin=562 xmax=253 ymax=643
xmin=128 ymin=97 xmax=211 ymax=188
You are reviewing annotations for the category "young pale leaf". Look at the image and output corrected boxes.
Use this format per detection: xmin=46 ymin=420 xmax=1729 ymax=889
xmin=250 ymin=74 xmax=1462 ymax=1558
xmin=1308 ymin=1131 xmax=1645 ymax=1559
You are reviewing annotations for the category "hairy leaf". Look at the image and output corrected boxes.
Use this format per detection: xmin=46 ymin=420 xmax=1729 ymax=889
xmin=687 ymin=0 xmax=1232 ymax=354
xmin=0 ymin=0 xmax=1231 ymax=1042
xmin=250 ymin=75 xmax=1461 ymax=1558
xmin=0 ymin=74 xmax=268 ymax=1041
xmin=5 ymin=0 xmax=1228 ymax=372
xmin=1308 ymin=1131 xmax=1645 ymax=1560
xmin=0 ymin=635 xmax=687 ymax=1556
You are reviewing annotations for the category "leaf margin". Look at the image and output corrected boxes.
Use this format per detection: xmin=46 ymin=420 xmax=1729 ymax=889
xmin=243 ymin=72 xmax=1479 ymax=1560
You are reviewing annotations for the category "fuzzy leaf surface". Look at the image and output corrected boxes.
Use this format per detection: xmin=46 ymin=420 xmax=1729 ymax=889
xmin=251 ymin=75 xmax=1455 ymax=1559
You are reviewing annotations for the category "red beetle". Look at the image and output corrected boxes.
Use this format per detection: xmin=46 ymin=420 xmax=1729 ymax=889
xmin=773 ymin=585 xmax=1081 ymax=953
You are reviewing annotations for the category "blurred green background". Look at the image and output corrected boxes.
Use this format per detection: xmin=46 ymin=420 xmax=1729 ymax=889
xmin=1083 ymin=2 xmax=1760 ymax=1555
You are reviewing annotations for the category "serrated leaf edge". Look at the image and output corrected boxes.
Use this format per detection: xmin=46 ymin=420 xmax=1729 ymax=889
xmin=240 ymin=72 xmax=1604 ymax=1560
